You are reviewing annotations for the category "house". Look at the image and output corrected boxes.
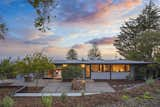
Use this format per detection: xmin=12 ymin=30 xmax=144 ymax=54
xmin=46 ymin=60 xmax=152 ymax=80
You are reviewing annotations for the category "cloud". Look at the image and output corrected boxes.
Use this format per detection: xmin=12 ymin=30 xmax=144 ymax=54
xmin=86 ymin=37 xmax=116 ymax=45
xmin=72 ymin=44 xmax=90 ymax=49
xmin=55 ymin=0 xmax=142 ymax=24
xmin=24 ymin=36 xmax=63 ymax=45
xmin=0 ymin=39 xmax=42 ymax=58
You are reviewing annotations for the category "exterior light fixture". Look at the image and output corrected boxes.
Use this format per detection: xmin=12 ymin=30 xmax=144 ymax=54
xmin=62 ymin=64 xmax=67 ymax=67
xmin=81 ymin=64 xmax=85 ymax=68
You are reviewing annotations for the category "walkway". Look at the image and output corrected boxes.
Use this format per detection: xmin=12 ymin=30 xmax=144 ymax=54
xmin=41 ymin=80 xmax=115 ymax=93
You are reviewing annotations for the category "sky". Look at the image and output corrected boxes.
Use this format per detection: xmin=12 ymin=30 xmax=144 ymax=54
xmin=0 ymin=0 xmax=160 ymax=60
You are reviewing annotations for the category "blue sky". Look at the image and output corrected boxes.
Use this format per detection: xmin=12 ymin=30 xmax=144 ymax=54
xmin=0 ymin=0 xmax=160 ymax=59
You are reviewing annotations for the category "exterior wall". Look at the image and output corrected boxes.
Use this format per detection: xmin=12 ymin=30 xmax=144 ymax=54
xmin=91 ymin=72 xmax=130 ymax=80
xmin=91 ymin=72 xmax=110 ymax=79
xmin=111 ymin=72 xmax=129 ymax=79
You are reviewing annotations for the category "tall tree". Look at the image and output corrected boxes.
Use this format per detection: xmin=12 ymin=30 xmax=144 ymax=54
xmin=0 ymin=18 xmax=7 ymax=39
xmin=114 ymin=0 xmax=160 ymax=60
xmin=66 ymin=48 xmax=78 ymax=60
xmin=136 ymin=31 xmax=160 ymax=61
xmin=88 ymin=44 xmax=101 ymax=60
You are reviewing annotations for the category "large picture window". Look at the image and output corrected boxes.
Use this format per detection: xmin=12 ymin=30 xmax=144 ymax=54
xmin=103 ymin=64 xmax=110 ymax=72
xmin=91 ymin=64 xmax=99 ymax=72
xmin=111 ymin=64 xmax=130 ymax=72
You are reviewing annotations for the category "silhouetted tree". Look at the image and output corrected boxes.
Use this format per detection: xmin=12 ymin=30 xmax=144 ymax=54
xmin=88 ymin=44 xmax=101 ymax=60
xmin=66 ymin=48 xmax=78 ymax=60
xmin=0 ymin=18 xmax=7 ymax=39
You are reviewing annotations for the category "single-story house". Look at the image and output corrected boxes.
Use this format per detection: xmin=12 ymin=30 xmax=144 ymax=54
xmin=46 ymin=60 xmax=152 ymax=80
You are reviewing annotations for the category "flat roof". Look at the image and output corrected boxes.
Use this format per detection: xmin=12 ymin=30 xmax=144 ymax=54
xmin=54 ymin=60 xmax=152 ymax=65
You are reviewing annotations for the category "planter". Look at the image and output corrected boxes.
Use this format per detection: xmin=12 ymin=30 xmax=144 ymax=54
xmin=24 ymin=76 xmax=32 ymax=82
xmin=72 ymin=79 xmax=86 ymax=90
xmin=62 ymin=79 xmax=73 ymax=82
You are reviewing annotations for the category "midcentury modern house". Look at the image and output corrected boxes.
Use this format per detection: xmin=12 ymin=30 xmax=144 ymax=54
xmin=47 ymin=60 xmax=152 ymax=80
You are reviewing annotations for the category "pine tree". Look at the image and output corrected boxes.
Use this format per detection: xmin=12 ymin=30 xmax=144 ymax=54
xmin=66 ymin=48 xmax=78 ymax=60
xmin=88 ymin=44 xmax=101 ymax=60
xmin=114 ymin=0 xmax=160 ymax=60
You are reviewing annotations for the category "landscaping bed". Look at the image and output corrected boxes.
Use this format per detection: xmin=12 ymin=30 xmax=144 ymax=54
xmin=17 ymin=86 xmax=43 ymax=93
xmin=0 ymin=81 xmax=160 ymax=107
xmin=0 ymin=86 xmax=22 ymax=100
xmin=0 ymin=82 xmax=12 ymax=86
xmin=106 ymin=80 xmax=144 ymax=91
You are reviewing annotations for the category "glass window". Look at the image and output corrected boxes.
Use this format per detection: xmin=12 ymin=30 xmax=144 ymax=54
xmin=85 ymin=65 xmax=91 ymax=78
xmin=104 ymin=65 xmax=110 ymax=72
xmin=126 ymin=65 xmax=130 ymax=72
xmin=91 ymin=64 xmax=99 ymax=72
xmin=111 ymin=64 xmax=129 ymax=72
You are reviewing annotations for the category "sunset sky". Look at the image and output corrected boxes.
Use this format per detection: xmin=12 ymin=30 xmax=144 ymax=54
xmin=0 ymin=0 xmax=160 ymax=60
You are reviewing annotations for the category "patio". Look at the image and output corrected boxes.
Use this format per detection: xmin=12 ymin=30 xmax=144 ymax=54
xmin=2 ymin=79 xmax=115 ymax=94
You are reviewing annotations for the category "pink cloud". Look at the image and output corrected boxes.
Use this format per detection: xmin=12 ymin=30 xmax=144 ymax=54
xmin=87 ymin=37 xmax=116 ymax=45
xmin=92 ymin=0 xmax=142 ymax=20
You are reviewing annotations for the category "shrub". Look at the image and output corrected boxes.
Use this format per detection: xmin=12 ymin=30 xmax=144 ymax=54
xmin=142 ymin=91 xmax=153 ymax=99
xmin=81 ymin=90 xmax=85 ymax=97
xmin=1 ymin=96 xmax=14 ymax=107
xmin=41 ymin=96 xmax=53 ymax=107
xmin=62 ymin=65 xmax=83 ymax=80
xmin=60 ymin=92 xmax=67 ymax=102
xmin=146 ymin=78 xmax=155 ymax=85
xmin=121 ymin=95 xmax=129 ymax=100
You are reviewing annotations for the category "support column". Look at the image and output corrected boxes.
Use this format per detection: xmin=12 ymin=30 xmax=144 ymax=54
xmin=130 ymin=65 xmax=135 ymax=80
xmin=110 ymin=64 xmax=112 ymax=80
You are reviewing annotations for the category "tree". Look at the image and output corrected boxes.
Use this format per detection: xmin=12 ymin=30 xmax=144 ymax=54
xmin=0 ymin=0 xmax=56 ymax=39
xmin=0 ymin=18 xmax=7 ymax=39
xmin=66 ymin=48 xmax=78 ymax=60
xmin=62 ymin=65 xmax=83 ymax=80
xmin=0 ymin=58 xmax=14 ymax=80
xmin=88 ymin=44 xmax=101 ymax=60
xmin=30 ymin=53 xmax=55 ymax=86
xmin=114 ymin=0 xmax=160 ymax=60
xmin=136 ymin=31 xmax=160 ymax=61
xmin=28 ymin=0 xmax=56 ymax=32
xmin=14 ymin=53 xmax=55 ymax=84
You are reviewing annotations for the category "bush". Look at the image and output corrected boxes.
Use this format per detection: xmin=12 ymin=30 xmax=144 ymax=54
xmin=60 ymin=92 xmax=67 ymax=102
xmin=41 ymin=96 xmax=53 ymax=107
xmin=142 ymin=91 xmax=153 ymax=99
xmin=1 ymin=96 xmax=14 ymax=107
xmin=121 ymin=95 xmax=129 ymax=100
xmin=146 ymin=78 xmax=155 ymax=85
xmin=62 ymin=65 xmax=83 ymax=80
xmin=81 ymin=90 xmax=85 ymax=97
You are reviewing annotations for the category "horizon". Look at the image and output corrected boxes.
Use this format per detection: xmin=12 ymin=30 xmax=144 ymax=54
xmin=0 ymin=0 xmax=160 ymax=60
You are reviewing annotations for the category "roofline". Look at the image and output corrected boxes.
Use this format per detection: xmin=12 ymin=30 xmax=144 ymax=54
xmin=53 ymin=60 xmax=153 ymax=65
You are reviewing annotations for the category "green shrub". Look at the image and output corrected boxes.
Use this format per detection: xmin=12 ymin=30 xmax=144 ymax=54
xmin=81 ymin=90 xmax=85 ymax=97
xmin=41 ymin=96 xmax=53 ymax=107
xmin=156 ymin=89 xmax=160 ymax=93
xmin=60 ymin=92 xmax=67 ymax=102
xmin=146 ymin=78 xmax=155 ymax=85
xmin=142 ymin=91 xmax=153 ymax=99
xmin=1 ymin=96 xmax=14 ymax=107
xmin=121 ymin=95 xmax=129 ymax=100
xmin=62 ymin=65 xmax=83 ymax=80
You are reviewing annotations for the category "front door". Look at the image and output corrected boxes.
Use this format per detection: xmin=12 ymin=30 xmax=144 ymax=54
xmin=85 ymin=65 xmax=91 ymax=78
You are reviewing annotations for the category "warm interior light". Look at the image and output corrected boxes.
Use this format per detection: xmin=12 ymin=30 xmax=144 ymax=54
xmin=81 ymin=64 xmax=85 ymax=68
xmin=62 ymin=64 xmax=67 ymax=67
